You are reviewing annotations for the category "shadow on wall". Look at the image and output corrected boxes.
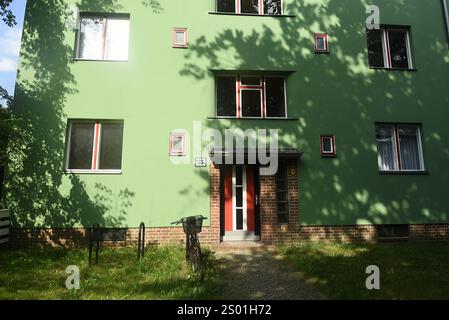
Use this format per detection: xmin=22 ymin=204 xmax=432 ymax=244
xmin=179 ymin=0 xmax=449 ymax=233
xmin=5 ymin=0 xmax=162 ymax=244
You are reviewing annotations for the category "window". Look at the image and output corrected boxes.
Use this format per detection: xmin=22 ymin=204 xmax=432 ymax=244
xmin=366 ymin=27 xmax=413 ymax=69
xmin=216 ymin=0 xmax=282 ymax=15
xmin=320 ymin=135 xmax=336 ymax=157
xmin=375 ymin=124 xmax=425 ymax=172
xmin=77 ymin=14 xmax=130 ymax=61
xmin=314 ymin=33 xmax=329 ymax=53
xmin=173 ymin=28 xmax=188 ymax=48
xmin=216 ymin=75 xmax=286 ymax=118
xmin=170 ymin=133 xmax=186 ymax=156
xmin=275 ymin=162 xmax=289 ymax=224
xmin=66 ymin=120 xmax=124 ymax=172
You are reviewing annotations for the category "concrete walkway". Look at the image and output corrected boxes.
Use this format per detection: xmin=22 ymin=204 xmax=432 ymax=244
xmin=213 ymin=245 xmax=325 ymax=300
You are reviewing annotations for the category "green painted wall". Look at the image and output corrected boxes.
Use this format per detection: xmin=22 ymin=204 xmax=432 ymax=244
xmin=7 ymin=0 xmax=449 ymax=228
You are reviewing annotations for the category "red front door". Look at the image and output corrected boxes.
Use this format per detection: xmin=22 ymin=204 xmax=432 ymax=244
xmin=224 ymin=165 xmax=255 ymax=232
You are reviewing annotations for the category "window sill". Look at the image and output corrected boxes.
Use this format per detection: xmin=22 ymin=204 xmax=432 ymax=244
xmin=64 ymin=170 xmax=123 ymax=175
xmin=72 ymin=58 xmax=128 ymax=63
xmin=369 ymin=67 xmax=417 ymax=72
xmin=207 ymin=116 xmax=299 ymax=121
xmin=208 ymin=12 xmax=296 ymax=18
xmin=379 ymin=170 xmax=429 ymax=175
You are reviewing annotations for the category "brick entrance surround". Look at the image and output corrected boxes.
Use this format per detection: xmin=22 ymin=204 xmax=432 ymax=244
xmin=8 ymin=162 xmax=449 ymax=247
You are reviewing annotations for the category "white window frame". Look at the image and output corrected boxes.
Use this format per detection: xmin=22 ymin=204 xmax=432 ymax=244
xmin=169 ymin=132 xmax=186 ymax=156
xmin=173 ymin=28 xmax=188 ymax=48
xmin=216 ymin=0 xmax=283 ymax=15
xmin=373 ymin=27 xmax=413 ymax=69
xmin=76 ymin=14 xmax=130 ymax=61
xmin=232 ymin=166 xmax=247 ymax=231
xmin=65 ymin=120 xmax=124 ymax=174
xmin=215 ymin=74 xmax=287 ymax=119
xmin=376 ymin=124 xmax=425 ymax=172
xmin=314 ymin=33 xmax=329 ymax=53
xmin=320 ymin=135 xmax=336 ymax=157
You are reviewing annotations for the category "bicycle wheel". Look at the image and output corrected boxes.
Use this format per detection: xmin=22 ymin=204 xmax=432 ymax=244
xmin=187 ymin=235 xmax=204 ymax=279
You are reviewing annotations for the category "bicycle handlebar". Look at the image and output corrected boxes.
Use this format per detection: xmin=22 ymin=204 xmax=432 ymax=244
xmin=171 ymin=215 xmax=207 ymax=225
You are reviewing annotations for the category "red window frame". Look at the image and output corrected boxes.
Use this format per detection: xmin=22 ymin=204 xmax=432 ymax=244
xmin=173 ymin=28 xmax=188 ymax=48
xmin=320 ymin=135 xmax=336 ymax=157
xmin=314 ymin=33 xmax=329 ymax=53
xmin=230 ymin=75 xmax=286 ymax=119
xmin=169 ymin=132 xmax=186 ymax=156
xmin=65 ymin=120 xmax=124 ymax=172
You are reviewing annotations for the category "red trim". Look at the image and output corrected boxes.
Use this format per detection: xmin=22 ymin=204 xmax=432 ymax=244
xmin=246 ymin=166 xmax=255 ymax=231
xmin=237 ymin=76 xmax=241 ymax=117
xmin=258 ymin=0 xmax=263 ymax=15
xmin=172 ymin=28 xmax=188 ymax=48
xmin=320 ymin=135 xmax=336 ymax=157
xmin=236 ymin=0 xmax=240 ymax=14
xmin=314 ymin=33 xmax=329 ymax=53
xmin=224 ymin=166 xmax=233 ymax=232
xmin=92 ymin=122 xmax=100 ymax=169
xmin=262 ymin=76 xmax=266 ymax=116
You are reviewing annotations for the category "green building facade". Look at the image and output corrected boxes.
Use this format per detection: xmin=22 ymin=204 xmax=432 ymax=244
xmin=7 ymin=0 xmax=449 ymax=244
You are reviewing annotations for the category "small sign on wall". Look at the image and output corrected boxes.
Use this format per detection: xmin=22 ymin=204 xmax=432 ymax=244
xmin=195 ymin=157 xmax=207 ymax=168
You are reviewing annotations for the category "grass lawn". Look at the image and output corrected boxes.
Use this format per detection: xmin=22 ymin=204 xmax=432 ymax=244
xmin=0 ymin=245 xmax=223 ymax=300
xmin=280 ymin=241 xmax=449 ymax=299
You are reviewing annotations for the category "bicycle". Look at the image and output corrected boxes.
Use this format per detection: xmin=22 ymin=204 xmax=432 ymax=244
xmin=171 ymin=215 xmax=208 ymax=280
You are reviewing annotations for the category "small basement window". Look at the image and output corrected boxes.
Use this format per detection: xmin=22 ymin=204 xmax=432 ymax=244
xmin=320 ymin=135 xmax=336 ymax=157
xmin=173 ymin=28 xmax=188 ymax=48
xmin=170 ymin=133 xmax=186 ymax=156
xmin=314 ymin=33 xmax=329 ymax=53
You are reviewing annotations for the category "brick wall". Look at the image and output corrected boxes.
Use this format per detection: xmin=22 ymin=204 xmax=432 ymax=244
xmin=7 ymin=160 xmax=449 ymax=247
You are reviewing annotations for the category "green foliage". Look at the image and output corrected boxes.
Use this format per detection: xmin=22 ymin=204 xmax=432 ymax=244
xmin=0 ymin=0 xmax=16 ymax=27
xmin=0 ymin=245 xmax=223 ymax=299
xmin=280 ymin=242 xmax=449 ymax=299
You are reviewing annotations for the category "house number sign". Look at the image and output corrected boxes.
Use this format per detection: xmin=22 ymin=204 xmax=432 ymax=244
xmin=195 ymin=157 xmax=207 ymax=167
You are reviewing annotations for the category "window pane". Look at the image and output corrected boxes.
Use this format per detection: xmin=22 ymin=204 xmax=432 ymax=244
xmin=175 ymin=31 xmax=185 ymax=45
xmin=105 ymin=18 xmax=130 ymax=60
xmin=322 ymin=137 xmax=333 ymax=153
xmin=172 ymin=136 xmax=184 ymax=152
xmin=241 ymin=90 xmax=262 ymax=117
xmin=264 ymin=0 xmax=282 ymax=15
xmin=375 ymin=125 xmax=397 ymax=171
xmin=398 ymin=126 xmax=422 ymax=170
xmin=236 ymin=186 xmax=243 ymax=207
xmin=216 ymin=76 xmax=236 ymax=117
xmin=366 ymin=29 xmax=385 ymax=68
xmin=79 ymin=17 xmax=106 ymax=59
xmin=236 ymin=166 xmax=243 ymax=186
xmin=217 ymin=0 xmax=235 ymax=13
xmin=241 ymin=0 xmax=259 ymax=14
xmin=316 ymin=37 xmax=326 ymax=50
xmin=68 ymin=123 xmax=95 ymax=170
xmin=236 ymin=208 xmax=243 ymax=230
xmin=241 ymin=76 xmax=260 ymax=86
xmin=98 ymin=122 xmax=124 ymax=170
xmin=265 ymin=77 xmax=285 ymax=117
xmin=388 ymin=30 xmax=410 ymax=69
xmin=275 ymin=163 xmax=289 ymax=223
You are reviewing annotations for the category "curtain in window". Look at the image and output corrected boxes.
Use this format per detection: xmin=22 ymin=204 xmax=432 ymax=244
xmin=79 ymin=17 xmax=106 ymax=60
xmin=398 ymin=126 xmax=421 ymax=170
xmin=375 ymin=125 xmax=397 ymax=171
xmin=105 ymin=18 xmax=130 ymax=60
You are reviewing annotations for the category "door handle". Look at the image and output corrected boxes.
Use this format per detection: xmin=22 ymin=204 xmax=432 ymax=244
xmin=255 ymin=194 xmax=259 ymax=206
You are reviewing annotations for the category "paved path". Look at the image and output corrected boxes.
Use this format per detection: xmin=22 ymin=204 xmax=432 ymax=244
xmin=213 ymin=246 xmax=325 ymax=300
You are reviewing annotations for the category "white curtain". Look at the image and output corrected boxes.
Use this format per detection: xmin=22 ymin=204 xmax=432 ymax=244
xmin=398 ymin=126 xmax=422 ymax=170
xmin=105 ymin=18 xmax=130 ymax=60
xmin=376 ymin=125 xmax=397 ymax=171
xmin=79 ymin=17 xmax=106 ymax=60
